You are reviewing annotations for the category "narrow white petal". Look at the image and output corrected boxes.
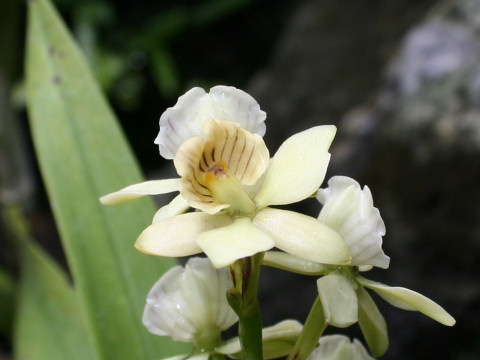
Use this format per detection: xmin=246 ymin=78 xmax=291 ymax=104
xmin=135 ymin=212 xmax=232 ymax=257
xmin=155 ymin=86 xmax=266 ymax=159
xmin=196 ymin=217 xmax=275 ymax=268
xmin=152 ymin=194 xmax=190 ymax=223
xmin=317 ymin=176 xmax=390 ymax=269
xmin=317 ymin=274 xmax=358 ymax=327
xmin=100 ymin=179 xmax=180 ymax=205
xmin=255 ymin=126 xmax=336 ymax=208
xmin=357 ymin=277 xmax=456 ymax=326
xmin=253 ymin=208 xmax=351 ymax=265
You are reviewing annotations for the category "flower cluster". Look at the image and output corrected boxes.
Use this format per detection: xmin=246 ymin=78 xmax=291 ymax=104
xmin=101 ymin=86 xmax=349 ymax=269
xmin=101 ymin=86 xmax=454 ymax=360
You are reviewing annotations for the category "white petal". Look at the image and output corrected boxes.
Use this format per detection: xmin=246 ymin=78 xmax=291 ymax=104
xmin=195 ymin=217 xmax=275 ymax=268
xmin=307 ymin=335 xmax=375 ymax=360
xmin=152 ymin=194 xmax=190 ymax=223
xmin=317 ymin=274 xmax=358 ymax=327
xmin=253 ymin=208 xmax=351 ymax=265
xmin=135 ymin=212 xmax=232 ymax=257
xmin=100 ymin=179 xmax=180 ymax=205
xmin=357 ymin=277 xmax=456 ymax=326
xmin=255 ymin=126 xmax=336 ymax=208
xmin=181 ymin=258 xmax=238 ymax=332
xmin=208 ymin=86 xmax=266 ymax=136
xmin=142 ymin=266 xmax=196 ymax=341
xmin=156 ymin=86 xmax=266 ymax=159
xmin=317 ymin=176 xmax=390 ymax=269
xmin=142 ymin=257 xmax=237 ymax=343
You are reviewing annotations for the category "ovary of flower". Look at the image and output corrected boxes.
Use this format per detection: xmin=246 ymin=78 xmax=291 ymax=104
xmin=135 ymin=120 xmax=351 ymax=268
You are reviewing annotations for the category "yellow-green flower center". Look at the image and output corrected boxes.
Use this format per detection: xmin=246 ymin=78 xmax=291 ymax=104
xmin=204 ymin=160 xmax=256 ymax=216
xmin=174 ymin=119 xmax=269 ymax=215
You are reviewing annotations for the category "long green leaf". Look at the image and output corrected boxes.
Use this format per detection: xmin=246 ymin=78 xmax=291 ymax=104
xmin=2 ymin=205 xmax=97 ymax=359
xmin=25 ymin=0 xmax=186 ymax=358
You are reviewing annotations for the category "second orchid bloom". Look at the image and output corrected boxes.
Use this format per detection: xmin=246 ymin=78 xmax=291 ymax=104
xmin=101 ymin=86 xmax=351 ymax=268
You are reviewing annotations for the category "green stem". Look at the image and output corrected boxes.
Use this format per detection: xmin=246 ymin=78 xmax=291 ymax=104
xmin=227 ymin=253 xmax=264 ymax=360
xmin=287 ymin=297 xmax=327 ymax=360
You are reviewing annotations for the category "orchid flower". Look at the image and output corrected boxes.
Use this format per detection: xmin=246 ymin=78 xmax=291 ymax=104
xmin=101 ymin=86 xmax=350 ymax=268
xmin=264 ymin=176 xmax=455 ymax=357
xmin=143 ymin=257 xmax=237 ymax=352
xmin=316 ymin=176 xmax=390 ymax=270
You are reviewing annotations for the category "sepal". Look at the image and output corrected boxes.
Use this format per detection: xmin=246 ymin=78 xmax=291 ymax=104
xmin=357 ymin=277 xmax=455 ymax=326
xmin=317 ymin=273 xmax=358 ymax=327
xmin=216 ymin=320 xmax=303 ymax=359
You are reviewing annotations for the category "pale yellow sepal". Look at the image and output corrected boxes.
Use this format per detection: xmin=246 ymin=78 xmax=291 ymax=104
xmin=357 ymin=277 xmax=456 ymax=326
xmin=307 ymin=335 xmax=375 ymax=360
xmin=152 ymin=194 xmax=190 ymax=223
xmin=255 ymin=125 xmax=336 ymax=208
xmin=263 ymin=251 xmax=328 ymax=275
xmin=317 ymin=273 xmax=358 ymax=327
xmin=196 ymin=217 xmax=275 ymax=268
xmin=253 ymin=208 xmax=351 ymax=265
xmin=216 ymin=320 xmax=302 ymax=359
xmin=357 ymin=286 xmax=389 ymax=357
xmin=135 ymin=212 xmax=232 ymax=257
xmin=161 ymin=353 xmax=209 ymax=360
xmin=100 ymin=179 xmax=180 ymax=205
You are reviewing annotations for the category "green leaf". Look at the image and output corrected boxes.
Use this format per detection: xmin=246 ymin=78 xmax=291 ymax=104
xmin=2 ymin=205 xmax=97 ymax=359
xmin=357 ymin=286 xmax=388 ymax=357
xmin=25 ymin=0 xmax=187 ymax=358
xmin=0 ymin=264 xmax=14 ymax=337
xmin=16 ymin=243 xmax=97 ymax=359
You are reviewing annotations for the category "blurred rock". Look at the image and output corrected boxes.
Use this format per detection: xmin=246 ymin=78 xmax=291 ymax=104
xmin=249 ymin=0 xmax=480 ymax=359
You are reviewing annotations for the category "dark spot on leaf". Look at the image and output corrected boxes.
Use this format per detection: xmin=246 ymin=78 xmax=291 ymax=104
xmin=52 ymin=76 xmax=61 ymax=84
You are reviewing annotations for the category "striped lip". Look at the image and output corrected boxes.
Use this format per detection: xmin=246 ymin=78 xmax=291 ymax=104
xmin=174 ymin=119 xmax=270 ymax=214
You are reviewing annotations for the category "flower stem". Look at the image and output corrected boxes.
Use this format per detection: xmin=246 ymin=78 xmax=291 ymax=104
xmin=287 ymin=297 xmax=327 ymax=360
xmin=227 ymin=253 xmax=264 ymax=360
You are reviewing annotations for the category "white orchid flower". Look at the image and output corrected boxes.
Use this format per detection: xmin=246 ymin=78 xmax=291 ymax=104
xmin=314 ymin=177 xmax=454 ymax=355
xmin=306 ymin=335 xmax=375 ymax=360
xmin=101 ymin=86 xmax=351 ymax=268
xmin=265 ymin=175 xmax=455 ymax=356
xmin=142 ymin=257 xmax=237 ymax=350
xmin=317 ymin=176 xmax=390 ymax=269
